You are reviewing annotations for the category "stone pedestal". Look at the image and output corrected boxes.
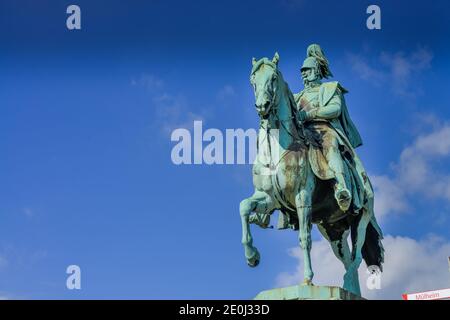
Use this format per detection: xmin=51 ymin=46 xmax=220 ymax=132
xmin=254 ymin=285 xmax=365 ymax=300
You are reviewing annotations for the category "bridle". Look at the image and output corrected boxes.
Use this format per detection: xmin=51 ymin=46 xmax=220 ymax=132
xmin=253 ymin=62 xmax=307 ymax=153
xmin=259 ymin=65 xmax=299 ymax=142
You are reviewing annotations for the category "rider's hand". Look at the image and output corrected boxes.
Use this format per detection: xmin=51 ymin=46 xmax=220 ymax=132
xmin=306 ymin=109 xmax=317 ymax=121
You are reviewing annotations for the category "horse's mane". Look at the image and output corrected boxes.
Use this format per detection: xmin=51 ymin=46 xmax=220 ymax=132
xmin=275 ymin=70 xmax=297 ymax=121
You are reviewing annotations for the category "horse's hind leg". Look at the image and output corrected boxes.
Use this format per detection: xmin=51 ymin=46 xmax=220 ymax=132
xmin=318 ymin=225 xmax=360 ymax=294
xmin=295 ymin=170 xmax=315 ymax=285
xmin=346 ymin=208 xmax=372 ymax=296
xmin=240 ymin=191 xmax=274 ymax=267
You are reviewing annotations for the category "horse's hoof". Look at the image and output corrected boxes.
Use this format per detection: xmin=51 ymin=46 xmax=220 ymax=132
xmin=246 ymin=249 xmax=260 ymax=268
xmin=302 ymin=279 xmax=314 ymax=286
xmin=247 ymin=258 xmax=259 ymax=268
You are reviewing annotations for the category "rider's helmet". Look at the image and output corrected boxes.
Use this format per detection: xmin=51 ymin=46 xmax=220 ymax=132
xmin=301 ymin=44 xmax=333 ymax=81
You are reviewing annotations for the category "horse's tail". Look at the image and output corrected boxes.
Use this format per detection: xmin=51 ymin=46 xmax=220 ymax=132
xmin=362 ymin=217 xmax=384 ymax=271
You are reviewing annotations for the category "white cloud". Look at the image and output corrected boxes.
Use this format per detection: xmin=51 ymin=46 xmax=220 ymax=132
xmin=380 ymin=48 xmax=432 ymax=97
xmin=371 ymin=122 xmax=450 ymax=220
xmin=276 ymin=238 xmax=346 ymax=289
xmin=347 ymin=47 xmax=433 ymax=98
xmin=276 ymin=235 xmax=450 ymax=300
xmin=217 ymin=85 xmax=236 ymax=101
xmin=371 ymin=175 xmax=409 ymax=220
xmin=131 ymin=74 xmax=164 ymax=92
xmin=152 ymin=92 xmax=206 ymax=135
xmin=23 ymin=207 xmax=33 ymax=218
xmin=346 ymin=53 xmax=385 ymax=85
xmin=132 ymin=74 xmax=207 ymax=135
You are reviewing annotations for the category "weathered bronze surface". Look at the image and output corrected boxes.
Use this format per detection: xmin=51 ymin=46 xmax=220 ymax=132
xmin=240 ymin=45 xmax=384 ymax=297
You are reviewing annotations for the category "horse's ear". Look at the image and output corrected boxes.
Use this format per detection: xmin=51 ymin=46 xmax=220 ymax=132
xmin=272 ymin=52 xmax=280 ymax=65
xmin=252 ymin=57 xmax=257 ymax=66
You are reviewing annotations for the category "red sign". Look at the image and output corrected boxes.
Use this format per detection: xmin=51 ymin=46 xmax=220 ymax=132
xmin=402 ymin=288 xmax=450 ymax=300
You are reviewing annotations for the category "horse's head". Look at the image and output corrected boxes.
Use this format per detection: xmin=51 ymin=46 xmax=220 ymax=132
xmin=250 ymin=52 xmax=280 ymax=118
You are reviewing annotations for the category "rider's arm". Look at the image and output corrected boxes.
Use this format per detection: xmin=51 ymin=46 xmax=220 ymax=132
xmin=307 ymin=93 xmax=341 ymax=120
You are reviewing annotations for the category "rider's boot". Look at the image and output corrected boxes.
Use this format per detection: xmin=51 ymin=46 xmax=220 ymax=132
xmin=334 ymin=173 xmax=351 ymax=212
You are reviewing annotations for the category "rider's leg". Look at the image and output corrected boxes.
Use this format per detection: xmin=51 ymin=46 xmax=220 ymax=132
xmin=325 ymin=138 xmax=352 ymax=211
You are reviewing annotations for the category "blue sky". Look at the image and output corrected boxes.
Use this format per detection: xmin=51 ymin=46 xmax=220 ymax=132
xmin=0 ymin=0 xmax=450 ymax=299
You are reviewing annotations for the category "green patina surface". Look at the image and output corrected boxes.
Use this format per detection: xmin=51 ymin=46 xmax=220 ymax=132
xmin=240 ymin=44 xmax=385 ymax=298
xmin=254 ymin=285 xmax=365 ymax=300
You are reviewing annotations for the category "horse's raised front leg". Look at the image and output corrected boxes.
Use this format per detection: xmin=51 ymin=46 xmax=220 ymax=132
xmin=295 ymin=171 xmax=315 ymax=285
xmin=239 ymin=191 xmax=274 ymax=267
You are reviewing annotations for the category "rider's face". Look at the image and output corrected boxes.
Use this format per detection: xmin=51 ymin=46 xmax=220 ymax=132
xmin=301 ymin=68 xmax=312 ymax=80
xmin=301 ymin=67 xmax=320 ymax=86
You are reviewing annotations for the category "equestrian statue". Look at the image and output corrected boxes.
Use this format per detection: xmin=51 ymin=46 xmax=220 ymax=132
xmin=239 ymin=44 xmax=384 ymax=297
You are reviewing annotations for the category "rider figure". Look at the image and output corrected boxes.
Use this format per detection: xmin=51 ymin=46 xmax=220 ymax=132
xmin=294 ymin=44 xmax=364 ymax=212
